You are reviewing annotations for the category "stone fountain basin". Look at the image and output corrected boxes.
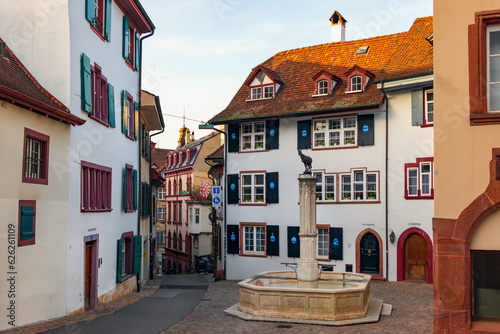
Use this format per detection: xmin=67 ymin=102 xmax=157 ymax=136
xmin=237 ymin=270 xmax=371 ymax=321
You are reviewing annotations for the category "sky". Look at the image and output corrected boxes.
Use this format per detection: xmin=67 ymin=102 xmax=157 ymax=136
xmin=139 ymin=0 xmax=433 ymax=149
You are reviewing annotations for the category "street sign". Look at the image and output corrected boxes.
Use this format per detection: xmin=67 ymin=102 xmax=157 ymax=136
xmin=212 ymin=186 xmax=221 ymax=195
xmin=212 ymin=186 xmax=221 ymax=208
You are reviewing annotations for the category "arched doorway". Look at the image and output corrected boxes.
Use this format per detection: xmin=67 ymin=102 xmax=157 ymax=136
xmin=397 ymin=227 xmax=433 ymax=283
xmin=356 ymin=229 xmax=383 ymax=279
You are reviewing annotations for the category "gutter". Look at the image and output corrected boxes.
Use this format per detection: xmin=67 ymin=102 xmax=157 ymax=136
xmin=380 ymin=82 xmax=389 ymax=281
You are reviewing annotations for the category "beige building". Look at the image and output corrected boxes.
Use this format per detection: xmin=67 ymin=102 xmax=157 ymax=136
xmin=0 ymin=39 xmax=84 ymax=330
xmin=434 ymin=2 xmax=500 ymax=332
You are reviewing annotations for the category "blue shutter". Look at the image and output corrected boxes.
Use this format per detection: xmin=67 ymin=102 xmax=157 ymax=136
xmin=121 ymin=90 xmax=128 ymax=134
xmin=227 ymin=123 xmax=240 ymax=153
xmin=297 ymin=120 xmax=311 ymax=149
xmin=133 ymin=169 xmax=138 ymax=211
xmin=265 ymin=119 xmax=279 ymax=150
xmin=122 ymin=15 xmax=129 ymax=60
xmin=266 ymin=172 xmax=279 ymax=204
xmin=133 ymin=235 xmax=142 ymax=274
xmin=266 ymin=225 xmax=279 ymax=256
xmin=116 ymin=239 xmax=123 ymax=283
xmin=85 ymin=0 xmax=95 ymax=23
xmin=227 ymin=174 xmax=239 ymax=204
xmin=20 ymin=206 xmax=35 ymax=241
xmin=107 ymin=83 xmax=115 ymax=127
xmin=227 ymin=225 xmax=239 ymax=254
xmin=357 ymin=114 xmax=374 ymax=146
xmin=287 ymin=226 xmax=300 ymax=258
xmin=135 ymin=32 xmax=140 ymax=71
xmin=81 ymin=53 xmax=92 ymax=114
xmin=104 ymin=0 xmax=112 ymax=41
xmin=329 ymin=227 xmax=343 ymax=260
xmin=122 ymin=167 xmax=128 ymax=211
xmin=411 ymin=89 xmax=424 ymax=126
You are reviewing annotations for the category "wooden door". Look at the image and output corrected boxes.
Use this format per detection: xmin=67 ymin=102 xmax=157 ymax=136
xmin=360 ymin=233 xmax=379 ymax=273
xmin=84 ymin=243 xmax=92 ymax=309
xmin=404 ymin=234 xmax=428 ymax=281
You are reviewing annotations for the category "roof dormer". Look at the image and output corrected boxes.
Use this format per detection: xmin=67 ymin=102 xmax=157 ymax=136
xmin=344 ymin=65 xmax=375 ymax=93
xmin=245 ymin=65 xmax=284 ymax=101
xmin=312 ymin=70 xmax=341 ymax=96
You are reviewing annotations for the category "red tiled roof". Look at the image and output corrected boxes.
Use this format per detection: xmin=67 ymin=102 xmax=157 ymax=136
xmin=210 ymin=16 xmax=433 ymax=124
xmin=151 ymin=147 xmax=172 ymax=168
xmin=0 ymin=38 xmax=85 ymax=126
xmin=206 ymin=145 xmax=224 ymax=160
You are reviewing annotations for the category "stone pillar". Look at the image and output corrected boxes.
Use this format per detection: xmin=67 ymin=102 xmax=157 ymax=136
xmin=297 ymin=175 xmax=318 ymax=288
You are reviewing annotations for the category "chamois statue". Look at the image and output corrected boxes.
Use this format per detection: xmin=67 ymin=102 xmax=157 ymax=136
xmin=298 ymin=150 xmax=312 ymax=174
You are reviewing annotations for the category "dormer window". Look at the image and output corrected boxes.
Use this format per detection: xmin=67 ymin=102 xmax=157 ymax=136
xmin=245 ymin=66 xmax=283 ymax=101
xmin=312 ymin=71 xmax=340 ymax=96
xmin=351 ymin=76 xmax=362 ymax=92
xmin=251 ymin=87 xmax=262 ymax=100
xmin=264 ymin=85 xmax=274 ymax=98
xmin=318 ymin=80 xmax=329 ymax=95
xmin=345 ymin=66 xmax=374 ymax=93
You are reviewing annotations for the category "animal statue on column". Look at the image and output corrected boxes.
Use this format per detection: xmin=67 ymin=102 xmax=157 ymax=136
xmin=298 ymin=150 xmax=312 ymax=174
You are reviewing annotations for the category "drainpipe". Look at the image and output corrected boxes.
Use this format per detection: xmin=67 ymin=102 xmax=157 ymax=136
xmin=381 ymin=82 xmax=389 ymax=281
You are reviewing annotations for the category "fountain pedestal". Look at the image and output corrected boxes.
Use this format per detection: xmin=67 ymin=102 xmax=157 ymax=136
xmin=297 ymin=175 xmax=318 ymax=288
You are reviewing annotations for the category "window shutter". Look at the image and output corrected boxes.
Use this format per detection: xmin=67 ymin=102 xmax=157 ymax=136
xmin=104 ymin=0 xmax=112 ymax=41
xmin=121 ymin=90 xmax=128 ymax=134
xmin=469 ymin=23 xmax=484 ymax=114
xmin=133 ymin=169 xmax=138 ymax=211
xmin=122 ymin=167 xmax=128 ymax=211
xmin=133 ymin=235 xmax=142 ymax=274
xmin=85 ymin=0 xmax=95 ymax=23
xmin=116 ymin=239 xmax=123 ymax=283
xmin=287 ymin=226 xmax=300 ymax=258
xmin=134 ymin=102 xmax=139 ymax=141
xmin=227 ymin=224 xmax=239 ymax=254
xmin=135 ymin=32 xmax=140 ymax=71
xmin=122 ymin=15 xmax=129 ymax=60
xmin=266 ymin=172 xmax=279 ymax=204
xmin=329 ymin=227 xmax=343 ymax=260
xmin=20 ymin=206 xmax=35 ymax=241
xmin=297 ymin=120 xmax=311 ymax=149
xmin=81 ymin=53 xmax=92 ymax=114
xmin=266 ymin=225 xmax=279 ymax=256
xmin=411 ymin=89 xmax=424 ymax=126
xmin=357 ymin=114 xmax=374 ymax=146
xmin=107 ymin=83 xmax=115 ymax=127
xmin=227 ymin=123 xmax=240 ymax=153
xmin=265 ymin=119 xmax=279 ymax=150
xmin=227 ymin=174 xmax=239 ymax=204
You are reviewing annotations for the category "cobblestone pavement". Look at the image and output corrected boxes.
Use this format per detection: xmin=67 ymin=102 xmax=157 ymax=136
xmin=160 ymin=279 xmax=433 ymax=334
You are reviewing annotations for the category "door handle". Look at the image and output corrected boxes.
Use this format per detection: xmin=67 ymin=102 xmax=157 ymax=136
xmin=368 ymin=250 xmax=371 ymax=256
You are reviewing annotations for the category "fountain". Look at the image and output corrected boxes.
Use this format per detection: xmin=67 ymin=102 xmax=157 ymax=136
xmin=225 ymin=152 xmax=384 ymax=325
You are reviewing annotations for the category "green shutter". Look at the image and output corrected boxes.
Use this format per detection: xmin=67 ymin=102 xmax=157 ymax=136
xmin=133 ymin=235 xmax=142 ymax=274
xmin=135 ymin=32 xmax=140 ymax=71
xmin=107 ymin=83 xmax=115 ymax=127
xmin=20 ymin=206 xmax=35 ymax=240
xmin=122 ymin=167 xmax=128 ymax=211
xmin=123 ymin=15 xmax=129 ymax=60
xmin=104 ymin=0 xmax=112 ymax=41
xmin=85 ymin=0 xmax=95 ymax=23
xmin=133 ymin=169 xmax=138 ymax=210
xmin=116 ymin=239 xmax=123 ymax=283
xmin=121 ymin=90 xmax=128 ymax=134
xmin=134 ymin=102 xmax=139 ymax=141
xmin=81 ymin=53 xmax=92 ymax=114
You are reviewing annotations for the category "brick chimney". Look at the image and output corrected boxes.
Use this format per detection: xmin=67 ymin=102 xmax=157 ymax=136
xmin=330 ymin=11 xmax=347 ymax=43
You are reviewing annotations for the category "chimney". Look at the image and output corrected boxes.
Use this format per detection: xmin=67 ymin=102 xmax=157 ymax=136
xmin=329 ymin=11 xmax=347 ymax=43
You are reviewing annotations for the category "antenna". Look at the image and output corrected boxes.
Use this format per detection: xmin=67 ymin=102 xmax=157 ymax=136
xmin=183 ymin=107 xmax=186 ymax=128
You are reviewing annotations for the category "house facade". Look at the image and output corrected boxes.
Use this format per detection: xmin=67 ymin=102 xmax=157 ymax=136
xmin=209 ymin=13 xmax=434 ymax=282
xmin=434 ymin=2 xmax=500 ymax=333
xmin=0 ymin=39 xmax=85 ymax=330
xmin=0 ymin=0 xmax=155 ymax=316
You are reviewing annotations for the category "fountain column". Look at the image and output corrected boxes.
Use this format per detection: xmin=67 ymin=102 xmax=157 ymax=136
xmin=297 ymin=175 xmax=318 ymax=288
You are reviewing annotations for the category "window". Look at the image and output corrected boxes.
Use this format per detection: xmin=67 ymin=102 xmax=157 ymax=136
xmin=241 ymin=121 xmax=265 ymax=151
xmin=91 ymin=64 xmax=109 ymax=126
xmin=317 ymin=227 xmax=329 ymax=259
xmin=472 ymin=250 xmax=500 ymax=319
xmin=22 ymin=128 xmax=49 ymax=185
xmin=168 ymin=231 xmax=172 ymax=248
xmin=241 ymin=173 xmax=265 ymax=203
xmin=179 ymin=233 xmax=183 ymax=252
xmin=173 ymin=202 xmax=177 ymax=221
xmin=489 ymin=25 xmax=500 ymax=112
xmin=189 ymin=208 xmax=193 ymax=224
xmin=168 ymin=180 xmax=171 ymax=196
xmin=264 ymin=85 xmax=274 ymax=98
xmin=123 ymin=164 xmax=137 ymax=212
xmin=116 ymin=232 xmax=136 ymax=283
xmin=251 ymin=87 xmax=261 ymax=99
xmin=314 ymin=171 xmax=336 ymax=201
xmin=122 ymin=16 xmax=140 ymax=70
xmin=167 ymin=202 xmax=171 ymax=221
xmin=242 ymin=224 xmax=266 ymax=256
xmin=141 ymin=124 xmax=150 ymax=161
xmin=157 ymin=207 xmax=165 ymax=220
xmin=424 ymin=89 xmax=434 ymax=125
xmin=318 ymin=80 xmax=329 ymax=95
xmin=85 ymin=0 xmax=111 ymax=41
xmin=121 ymin=90 xmax=136 ymax=140
xmin=158 ymin=187 xmax=165 ymax=200
xmin=18 ymin=200 xmax=36 ymax=246
xmin=178 ymin=202 xmax=182 ymax=222
xmin=313 ymin=116 xmax=357 ymax=148
xmin=81 ymin=161 xmax=112 ymax=212
xmin=248 ymin=69 xmax=276 ymax=100
xmin=340 ymin=169 xmax=378 ymax=201
xmin=405 ymin=158 xmax=434 ymax=199
xmin=350 ymin=76 xmax=362 ymax=92
xmin=195 ymin=208 xmax=200 ymax=224
xmin=173 ymin=180 xmax=177 ymax=195
xmin=156 ymin=230 xmax=165 ymax=244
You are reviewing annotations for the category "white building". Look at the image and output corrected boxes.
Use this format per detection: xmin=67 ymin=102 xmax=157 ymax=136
xmin=0 ymin=0 xmax=155 ymax=317
xmin=209 ymin=13 xmax=434 ymax=283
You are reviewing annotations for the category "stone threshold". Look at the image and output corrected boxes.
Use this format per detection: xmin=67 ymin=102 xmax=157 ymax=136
xmin=224 ymin=298 xmax=389 ymax=326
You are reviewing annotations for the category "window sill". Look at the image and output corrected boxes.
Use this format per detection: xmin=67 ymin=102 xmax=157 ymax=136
xmin=119 ymin=274 xmax=135 ymax=283
xmin=312 ymin=93 xmax=329 ymax=97
xmin=470 ymin=113 xmax=500 ymax=125
xmin=81 ymin=208 xmax=112 ymax=213
xmin=239 ymin=202 xmax=267 ymax=206
xmin=22 ymin=177 xmax=48 ymax=185
xmin=404 ymin=195 xmax=433 ymax=200
xmin=238 ymin=149 xmax=268 ymax=154
xmin=125 ymin=209 xmax=134 ymax=213
xmin=245 ymin=97 xmax=274 ymax=102
xmin=239 ymin=253 xmax=267 ymax=258
xmin=90 ymin=25 xmax=106 ymax=42
xmin=312 ymin=145 xmax=358 ymax=151
xmin=124 ymin=60 xmax=136 ymax=72
xmin=346 ymin=90 xmax=363 ymax=94
xmin=420 ymin=123 xmax=433 ymax=128
xmin=19 ymin=239 xmax=35 ymax=247
xmin=339 ymin=200 xmax=381 ymax=204
xmin=126 ymin=134 xmax=135 ymax=141
xmin=89 ymin=114 xmax=110 ymax=128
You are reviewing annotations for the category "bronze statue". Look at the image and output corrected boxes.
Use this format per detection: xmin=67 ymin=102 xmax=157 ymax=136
xmin=298 ymin=150 xmax=312 ymax=174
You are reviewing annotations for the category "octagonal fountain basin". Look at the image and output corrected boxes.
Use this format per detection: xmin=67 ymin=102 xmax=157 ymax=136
xmin=237 ymin=270 xmax=372 ymax=322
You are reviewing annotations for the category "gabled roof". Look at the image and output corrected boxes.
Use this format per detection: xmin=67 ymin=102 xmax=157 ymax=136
xmin=115 ymin=0 xmax=155 ymax=34
xmin=210 ymin=16 xmax=433 ymax=124
xmin=0 ymin=38 xmax=85 ymax=126
xmin=245 ymin=65 xmax=284 ymax=86
xmin=165 ymin=132 xmax=220 ymax=171
xmin=151 ymin=147 xmax=172 ymax=169
xmin=206 ymin=144 xmax=224 ymax=160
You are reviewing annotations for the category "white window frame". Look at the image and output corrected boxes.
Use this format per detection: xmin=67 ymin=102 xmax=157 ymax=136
xmin=405 ymin=159 xmax=434 ymax=199
xmin=317 ymin=227 xmax=329 ymax=259
xmin=350 ymin=76 xmax=362 ymax=92
xmin=313 ymin=116 xmax=357 ymax=148
xmin=195 ymin=208 xmax=200 ymax=224
xmin=157 ymin=207 xmax=165 ymax=220
xmin=243 ymin=225 xmax=266 ymax=255
xmin=240 ymin=172 xmax=265 ymax=204
xmin=158 ymin=187 xmax=165 ymax=200
xmin=189 ymin=208 xmax=193 ymax=224
xmin=251 ymin=87 xmax=262 ymax=100
xmin=263 ymin=85 xmax=274 ymax=98
xmin=424 ymin=89 xmax=434 ymax=124
xmin=340 ymin=169 xmax=378 ymax=202
xmin=241 ymin=121 xmax=266 ymax=151
xmin=318 ymin=80 xmax=329 ymax=95
xmin=313 ymin=171 xmax=336 ymax=201
xmin=488 ymin=25 xmax=500 ymax=112
xmin=407 ymin=167 xmax=419 ymax=196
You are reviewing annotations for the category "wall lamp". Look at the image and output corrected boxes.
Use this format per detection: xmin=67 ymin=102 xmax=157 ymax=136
xmin=389 ymin=230 xmax=396 ymax=244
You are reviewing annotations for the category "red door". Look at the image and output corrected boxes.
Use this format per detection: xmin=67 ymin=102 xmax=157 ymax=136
xmin=84 ymin=243 xmax=92 ymax=309
xmin=404 ymin=234 xmax=428 ymax=282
